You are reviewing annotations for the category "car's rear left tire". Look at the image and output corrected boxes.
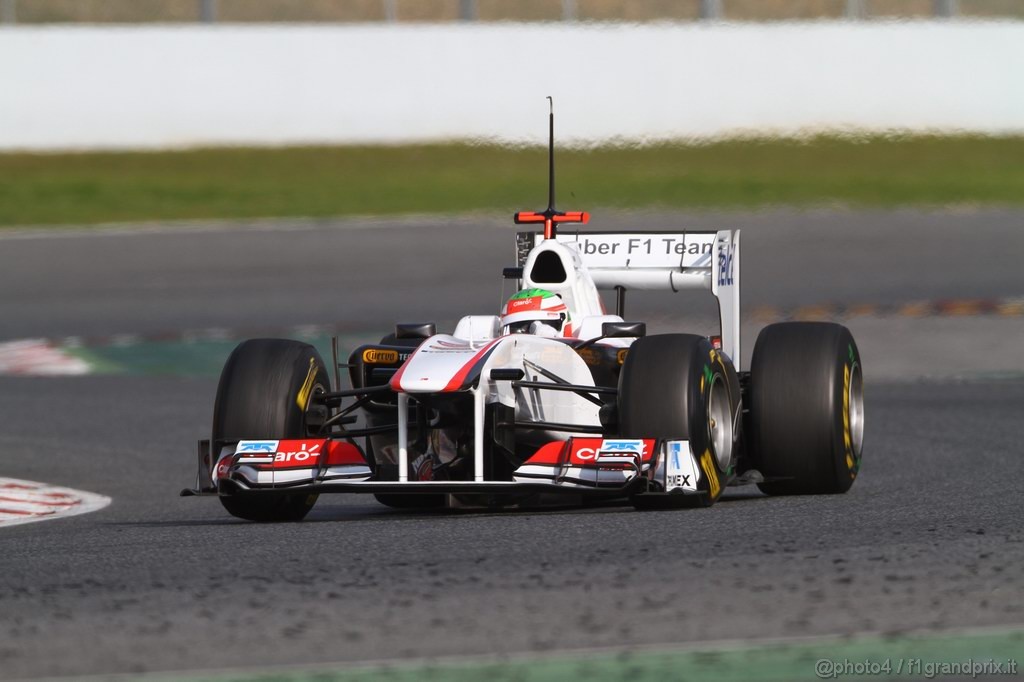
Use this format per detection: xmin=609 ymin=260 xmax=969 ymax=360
xmin=749 ymin=322 xmax=864 ymax=496
xmin=212 ymin=338 xmax=329 ymax=522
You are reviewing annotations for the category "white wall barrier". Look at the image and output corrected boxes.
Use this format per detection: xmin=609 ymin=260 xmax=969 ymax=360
xmin=0 ymin=22 xmax=1021 ymax=150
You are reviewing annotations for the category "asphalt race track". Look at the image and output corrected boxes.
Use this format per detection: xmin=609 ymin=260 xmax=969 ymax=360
xmin=0 ymin=210 xmax=1022 ymax=680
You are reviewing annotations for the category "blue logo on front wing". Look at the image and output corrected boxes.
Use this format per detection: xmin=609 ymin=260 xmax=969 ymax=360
xmin=236 ymin=441 xmax=278 ymax=453
xmin=670 ymin=442 xmax=683 ymax=469
xmin=600 ymin=439 xmax=644 ymax=454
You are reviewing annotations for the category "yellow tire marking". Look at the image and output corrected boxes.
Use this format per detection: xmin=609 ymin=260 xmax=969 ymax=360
xmin=296 ymin=357 xmax=318 ymax=410
xmin=699 ymin=448 xmax=720 ymax=499
xmin=842 ymin=361 xmax=858 ymax=479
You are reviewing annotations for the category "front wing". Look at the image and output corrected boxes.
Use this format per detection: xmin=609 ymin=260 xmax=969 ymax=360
xmin=181 ymin=436 xmax=716 ymax=502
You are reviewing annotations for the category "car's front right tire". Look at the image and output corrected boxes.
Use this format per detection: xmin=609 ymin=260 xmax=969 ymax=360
xmin=212 ymin=338 xmax=329 ymax=522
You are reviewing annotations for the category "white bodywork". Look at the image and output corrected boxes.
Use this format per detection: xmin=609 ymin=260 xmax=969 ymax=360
xmin=387 ymin=229 xmax=741 ymax=484
xmin=391 ymin=333 xmax=600 ymax=483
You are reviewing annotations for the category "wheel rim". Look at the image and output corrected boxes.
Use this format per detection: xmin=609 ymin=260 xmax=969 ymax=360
xmin=708 ymin=375 xmax=733 ymax=470
xmin=848 ymin=362 xmax=865 ymax=458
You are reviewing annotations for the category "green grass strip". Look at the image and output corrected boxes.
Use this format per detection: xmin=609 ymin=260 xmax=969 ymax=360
xmin=2 ymin=136 xmax=1023 ymax=227
xmin=126 ymin=628 xmax=1022 ymax=682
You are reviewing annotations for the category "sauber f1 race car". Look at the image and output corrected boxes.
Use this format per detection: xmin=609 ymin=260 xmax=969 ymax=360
xmin=183 ymin=106 xmax=865 ymax=522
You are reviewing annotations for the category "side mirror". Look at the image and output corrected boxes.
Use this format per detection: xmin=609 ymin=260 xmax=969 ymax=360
xmin=395 ymin=323 xmax=436 ymax=340
xmin=490 ymin=368 xmax=526 ymax=382
xmin=601 ymin=321 xmax=646 ymax=338
xmin=575 ymin=321 xmax=647 ymax=351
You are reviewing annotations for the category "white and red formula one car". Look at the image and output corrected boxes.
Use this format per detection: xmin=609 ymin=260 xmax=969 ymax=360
xmin=184 ymin=107 xmax=865 ymax=522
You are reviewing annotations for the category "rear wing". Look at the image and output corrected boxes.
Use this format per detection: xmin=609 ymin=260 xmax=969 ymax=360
xmin=516 ymin=230 xmax=742 ymax=368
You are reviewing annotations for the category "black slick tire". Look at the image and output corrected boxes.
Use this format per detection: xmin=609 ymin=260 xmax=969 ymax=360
xmin=212 ymin=338 xmax=329 ymax=522
xmin=618 ymin=334 xmax=737 ymax=509
xmin=749 ymin=322 xmax=864 ymax=496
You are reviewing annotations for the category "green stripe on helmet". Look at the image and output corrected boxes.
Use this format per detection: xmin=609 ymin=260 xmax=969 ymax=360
xmin=509 ymin=288 xmax=556 ymax=300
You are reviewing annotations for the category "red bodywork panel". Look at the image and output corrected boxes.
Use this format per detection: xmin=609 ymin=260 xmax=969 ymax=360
xmin=524 ymin=438 xmax=657 ymax=467
xmin=228 ymin=439 xmax=368 ymax=474
xmin=271 ymin=440 xmax=366 ymax=468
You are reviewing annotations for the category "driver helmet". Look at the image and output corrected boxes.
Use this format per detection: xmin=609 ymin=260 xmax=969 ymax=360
xmin=501 ymin=288 xmax=571 ymax=336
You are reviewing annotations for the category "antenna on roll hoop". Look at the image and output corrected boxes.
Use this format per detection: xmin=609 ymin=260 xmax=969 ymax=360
xmin=514 ymin=97 xmax=589 ymax=240
xmin=546 ymin=96 xmax=556 ymax=216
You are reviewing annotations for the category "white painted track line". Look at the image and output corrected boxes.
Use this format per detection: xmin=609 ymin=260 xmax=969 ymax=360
xmin=0 ymin=478 xmax=111 ymax=528
xmin=0 ymin=339 xmax=92 ymax=376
